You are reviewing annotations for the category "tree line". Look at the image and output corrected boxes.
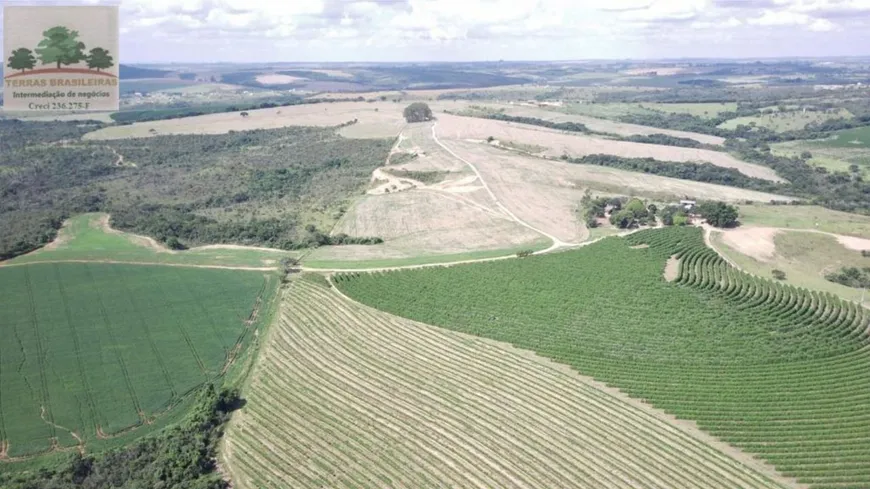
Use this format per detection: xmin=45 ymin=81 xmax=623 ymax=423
xmin=0 ymin=384 xmax=238 ymax=489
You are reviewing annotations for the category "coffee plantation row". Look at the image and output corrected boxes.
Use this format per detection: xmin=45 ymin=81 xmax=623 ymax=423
xmin=335 ymin=226 xmax=870 ymax=488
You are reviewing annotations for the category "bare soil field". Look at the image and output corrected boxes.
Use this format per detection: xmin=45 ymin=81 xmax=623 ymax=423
xmin=311 ymin=189 xmax=542 ymax=262
xmin=664 ymin=255 xmax=681 ymax=281
xmin=454 ymin=103 xmax=726 ymax=146
xmin=254 ymin=74 xmax=306 ymax=84
xmin=434 ymin=113 xmax=783 ymax=182
xmin=440 ymin=140 xmax=794 ymax=227
xmin=389 ymin=123 xmax=469 ymax=173
xmin=83 ymin=102 xmax=407 ymax=140
xmin=719 ymin=227 xmax=780 ymax=262
xmin=223 ymin=277 xmax=796 ymax=489
xmin=836 ymin=235 xmax=870 ymax=251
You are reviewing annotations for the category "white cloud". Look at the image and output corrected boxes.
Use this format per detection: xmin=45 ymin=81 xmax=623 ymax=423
xmin=809 ymin=17 xmax=838 ymax=30
xmin=748 ymin=10 xmax=812 ymax=25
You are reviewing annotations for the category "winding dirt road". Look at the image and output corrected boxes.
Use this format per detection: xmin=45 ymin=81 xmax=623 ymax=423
xmin=430 ymin=122 xmax=572 ymax=253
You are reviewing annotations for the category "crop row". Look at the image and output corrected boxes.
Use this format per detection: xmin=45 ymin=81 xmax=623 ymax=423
xmin=336 ymin=226 xmax=870 ymax=488
xmin=225 ymin=277 xmax=791 ymax=489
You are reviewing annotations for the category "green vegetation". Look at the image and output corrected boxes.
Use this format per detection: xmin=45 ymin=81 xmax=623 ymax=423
xmin=0 ymin=260 xmax=274 ymax=457
xmin=109 ymin=96 xmax=362 ymax=123
xmin=737 ymin=204 xmax=870 ymax=237
xmin=381 ymin=168 xmax=450 ymax=185
xmin=403 ymin=102 xmax=433 ymax=123
xmin=0 ymin=120 xmax=391 ymax=260
xmin=7 ymin=213 xmax=296 ymax=268
xmin=0 ymin=384 xmax=239 ymax=489
xmin=464 ymin=112 xmax=590 ymax=134
xmin=825 ymin=266 xmax=870 ymax=289
xmin=810 ymin=125 xmax=870 ymax=148
xmin=696 ymin=200 xmax=739 ymax=227
xmin=562 ymin=154 xmax=787 ymax=195
xmin=303 ymin=239 xmax=552 ymax=270
xmin=712 ymin=230 xmax=870 ymax=304
xmin=336 ymin=226 xmax=870 ymax=488
xmin=718 ymin=109 xmax=853 ymax=132
xmin=639 ymin=102 xmax=738 ymax=118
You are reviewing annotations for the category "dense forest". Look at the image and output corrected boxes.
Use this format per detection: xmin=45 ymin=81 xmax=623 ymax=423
xmin=0 ymin=384 xmax=238 ymax=489
xmin=0 ymin=121 xmax=391 ymax=259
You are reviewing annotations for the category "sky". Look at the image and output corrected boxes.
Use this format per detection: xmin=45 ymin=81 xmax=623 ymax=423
xmin=2 ymin=0 xmax=870 ymax=63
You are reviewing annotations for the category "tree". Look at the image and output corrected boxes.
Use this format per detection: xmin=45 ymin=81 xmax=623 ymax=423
xmin=403 ymin=102 xmax=433 ymax=123
xmin=771 ymin=269 xmax=787 ymax=280
xmin=85 ymin=47 xmax=113 ymax=71
xmin=625 ymin=198 xmax=648 ymax=219
xmin=35 ymin=26 xmax=87 ymax=69
xmin=610 ymin=209 xmax=635 ymax=229
xmin=647 ymin=204 xmax=658 ymax=216
xmin=697 ymin=201 xmax=739 ymax=228
xmin=7 ymin=47 xmax=36 ymax=72
xmin=165 ymin=237 xmax=187 ymax=250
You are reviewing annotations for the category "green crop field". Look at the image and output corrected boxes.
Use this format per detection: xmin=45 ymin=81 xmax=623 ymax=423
xmin=335 ymin=226 xmax=870 ymax=488
xmin=0 ymin=262 xmax=276 ymax=459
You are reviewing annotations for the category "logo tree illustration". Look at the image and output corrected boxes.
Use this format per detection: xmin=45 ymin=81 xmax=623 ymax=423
xmin=35 ymin=26 xmax=87 ymax=69
xmin=7 ymin=48 xmax=36 ymax=72
xmin=86 ymin=47 xmax=114 ymax=71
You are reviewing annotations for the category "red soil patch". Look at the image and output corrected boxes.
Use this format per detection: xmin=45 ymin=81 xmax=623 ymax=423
xmin=4 ymin=68 xmax=117 ymax=79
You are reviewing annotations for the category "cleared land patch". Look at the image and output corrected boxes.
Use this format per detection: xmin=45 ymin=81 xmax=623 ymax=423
xmin=223 ymin=276 xmax=794 ymax=489
xmin=83 ymin=102 xmax=407 ymax=140
xmin=712 ymin=228 xmax=870 ymax=304
xmin=719 ymin=227 xmax=779 ymax=262
xmin=440 ymin=140 xmax=794 ymax=238
xmin=308 ymin=189 xmax=544 ymax=263
xmin=447 ymin=103 xmax=726 ymax=145
xmin=255 ymin=74 xmax=306 ymax=84
xmin=435 ymin=113 xmax=784 ymax=182
xmin=336 ymin=226 xmax=870 ymax=488
xmin=0 ymin=262 xmax=275 ymax=458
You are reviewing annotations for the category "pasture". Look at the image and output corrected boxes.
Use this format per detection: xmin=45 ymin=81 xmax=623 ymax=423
xmin=737 ymin=204 xmax=870 ymax=238
xmin=717 ymin=109 xmax=852 ymax=132
xmin=711 ymin=229 xmax=870 ymax=303
xmin=638 ymin=102 xmax=738 ymax=118
xmin=336 ymin=226 xmax=870 ymax=488
xmin=6 ymin=214 xmax=292 ymax=269
xmin=0 ymin=262 xmax=276 ymax=458
xmin=811 ymin=125 xmax=870 ymax=148
xmin=223 ymin=276 xmax=793 ymax=489
xmin=83 ymin=101 xmax=407 ymax=140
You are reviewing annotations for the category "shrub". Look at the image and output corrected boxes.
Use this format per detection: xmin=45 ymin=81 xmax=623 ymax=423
xmin=772 ymin=269 xmax=787 ymax=280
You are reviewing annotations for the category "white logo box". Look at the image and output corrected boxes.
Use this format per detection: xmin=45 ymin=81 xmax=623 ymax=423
xmin=3 ymin=2 xmax=119 ymax=111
